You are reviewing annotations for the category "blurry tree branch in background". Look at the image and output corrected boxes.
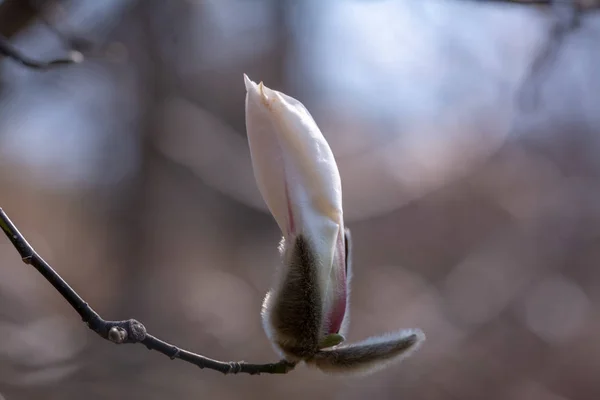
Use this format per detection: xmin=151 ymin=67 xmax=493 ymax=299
xmin=463 ymin=1 xmax=597 ymax=111
xmin=0 ymin=0 xmax=84 ymax=70
xmin=462 ymin=0 xmax=599 ymax=113
xmin=0 ymin=35 xmax=82 ymax=69
xmin=0 ymin=0 xmax=44 ymax=38
xmin=516 ymin=0 xmax=583 ymax=110
xmin=0 ymin=208 xmax=295 ymax=375
xmin=469 ymin=0 xmax=599 ymax=9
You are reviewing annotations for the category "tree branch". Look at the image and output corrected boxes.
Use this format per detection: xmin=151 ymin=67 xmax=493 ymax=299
xmin=0 ymin=208 xmax=295 ymax=375
xmin=0 ymin=35 xmax=82 ymax=69
xmin=0 ymin=0 xmax=84 ymax=70
xmin=467 ymin=0 xmax=599 ymax=10
xmin=0 ymin=0 xmax=43 ymax=38
xmin=517 ymin=0 xmax=580 ymax=111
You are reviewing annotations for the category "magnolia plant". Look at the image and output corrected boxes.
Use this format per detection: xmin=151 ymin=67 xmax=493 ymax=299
xmin=244 ymin=74 xmax=424 ymax=375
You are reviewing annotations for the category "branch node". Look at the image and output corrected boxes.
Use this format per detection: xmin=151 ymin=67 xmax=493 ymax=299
xmin=227 ymin=362 xmax=243 ymax=375
xmin=108 ymin=326 xmax=128 ymax=344
xmin=127 ymin=319 xmax=147 ymax=342
xmin=169 ymin=347 xmax=180 ymax=360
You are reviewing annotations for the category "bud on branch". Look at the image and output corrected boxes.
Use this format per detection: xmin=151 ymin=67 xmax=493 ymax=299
xmin=244 ymin=75 xmax=425 ymax=375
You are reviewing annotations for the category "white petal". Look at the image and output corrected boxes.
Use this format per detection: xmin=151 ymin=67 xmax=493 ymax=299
xmin=245 ymin=74 xmax=350 ymax=359
xmin=244 ymin=74 xmax=291 ymax=236
xmin=244 ymin=74 xmax=343 ymax=241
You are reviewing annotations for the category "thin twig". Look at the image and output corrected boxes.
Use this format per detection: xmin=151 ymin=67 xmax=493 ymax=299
xmin=0 ymin=208 xmax=295 ymax=375
xmin=0 ymin=0 xmax=44 ymax=39
xmin=0 ymin=35 xmax=82 ymax=70
xmin=516 ymin=0 xmax=581 ymax=112
xmin=467 ymin=0 xmax=599 ymax=10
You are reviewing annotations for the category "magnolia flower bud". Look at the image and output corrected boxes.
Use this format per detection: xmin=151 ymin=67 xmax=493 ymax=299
xmin=244 ymin=74 xmax=425 ymax=375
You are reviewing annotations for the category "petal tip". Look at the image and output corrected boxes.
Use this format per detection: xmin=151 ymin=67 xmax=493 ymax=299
xmin=243 ymin=73 xmax=255 ymax=91
xmin=244 ymin=74 xmax=269 ymax=103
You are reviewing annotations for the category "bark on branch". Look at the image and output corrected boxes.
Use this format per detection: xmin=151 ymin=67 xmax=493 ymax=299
xmin=0 ymin=208 xmax=295 ymax=375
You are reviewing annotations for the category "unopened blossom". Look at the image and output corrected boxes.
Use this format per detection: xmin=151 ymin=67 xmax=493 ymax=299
xmin=244 ymin=74 xmax=424 ymax=375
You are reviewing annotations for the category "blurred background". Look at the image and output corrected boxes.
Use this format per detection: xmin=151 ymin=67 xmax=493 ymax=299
xmin=1 ymin=0 xmax=600 ymax=398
